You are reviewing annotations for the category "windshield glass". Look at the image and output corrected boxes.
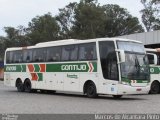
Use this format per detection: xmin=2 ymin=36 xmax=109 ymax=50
xmin=117 ymin=41 xmax=150 ymax=80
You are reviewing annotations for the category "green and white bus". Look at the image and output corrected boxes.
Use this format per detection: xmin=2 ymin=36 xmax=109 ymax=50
xmin=4 ymin=38 xmax=150 ymax=98
xmin=146 ymin=48 xmax=160 ymax=94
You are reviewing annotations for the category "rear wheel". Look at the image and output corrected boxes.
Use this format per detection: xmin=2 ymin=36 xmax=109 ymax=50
xmin=86 ymin=82 xmax=98 ymax=98
xmin=24 ymin=80 xmax=32 ymax=93
xmin=149 ymin=81 xmax=160 ymax=94
xmin=16 ymin=82 xmax=24 ymax=92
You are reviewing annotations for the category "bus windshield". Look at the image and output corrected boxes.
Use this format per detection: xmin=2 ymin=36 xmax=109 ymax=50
xmin=117 ymin=41 xmax=150 ymax=81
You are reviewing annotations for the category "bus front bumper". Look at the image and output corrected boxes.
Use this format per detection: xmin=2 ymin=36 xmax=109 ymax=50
xmin=117 ymin=84 xmax=150 ymax=95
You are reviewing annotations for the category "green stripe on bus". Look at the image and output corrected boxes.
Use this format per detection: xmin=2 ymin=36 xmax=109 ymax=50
xmin=46 ymin=62 xmax=97 ymax=72
xmin=5 ymin=65 xmax=26 ymax=72
xmin=5 ymin=62 xmax=97 ymax=73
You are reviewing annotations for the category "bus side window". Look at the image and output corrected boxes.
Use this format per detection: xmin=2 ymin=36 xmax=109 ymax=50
xmin=6 ymin=52 xmax=10 ymax=64
xmin=61 ymin=46 xmax=70 ymax=61
xmin=46 ymin=47 xmax=61 ymax=62
xmin=13 ymin=51 xmax=23 ymax=63
xmin=32 ymin=49 xmax=46 ymax=62
xmin=23 ymin=50 xmax=32 ymax=63
xmin=70 ymin=45 xmax=78 ymax=61
xmin=61 ymin=45 xmax=78 ymax=61
xmin=79 ymin=43 xmax=97 ymax=61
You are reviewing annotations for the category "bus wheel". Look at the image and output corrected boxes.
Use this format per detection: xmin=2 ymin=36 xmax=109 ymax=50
xmin=150 ymin=81 xmax=160 ymax=94
xmin=113 ymin=95 xmax=122 ymax=99
xmin=24 ymin=80 xmax=32 ymax=93
xmin=86 ymin=82 xmax=98 ymax=98
xmin=16 ymin=81 xmax=24 ymax=92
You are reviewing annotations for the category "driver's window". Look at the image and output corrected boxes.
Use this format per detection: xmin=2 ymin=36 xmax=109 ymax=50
xmin=99 ymin=41 xmax=119 ymax=80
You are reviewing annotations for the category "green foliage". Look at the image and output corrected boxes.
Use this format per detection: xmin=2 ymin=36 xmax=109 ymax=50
xmin=3 ymin=26 xmax=29 ymax=48
xmin=140 ymin=0 xmax=160 ymax=31
xmin=27 ymin=13 xmax=60 ymax=45
xmin=102 ymin=4 xmax=144 ymax=37
xmin=72 ymin=1 xmax=143 ymax=38
xmin=56 ymin=2 xmax=77 ymax=39
xmin=72 ymin=0 xmax=106 ymax=39
xmin=0 ymin=36 xmax=6 ymax=61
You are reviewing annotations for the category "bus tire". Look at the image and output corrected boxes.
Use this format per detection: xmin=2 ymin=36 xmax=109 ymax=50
xmin=24 ymin=79 xmax=32 ymax=93
xmin=86 ymin=82 xmax=98 ymax=98
xmin=16 ymin=79 xmax=24 ymax=92
xmin=149 ymin=81 xmax=160 ymax=94
xmin=113 ymin=95 xmax=122 ymax=99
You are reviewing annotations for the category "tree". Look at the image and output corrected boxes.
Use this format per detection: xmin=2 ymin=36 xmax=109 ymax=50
xmin=103 ymin=4 xmax=144 ymax=37
xmin=4 ymin=27 xmax=19 ymax=40
xmin=27 ymin=13 xmax=60 ymax=45
xmin=4 ymin=26 xmax=30 ymax=47
xmin=72 ymin=0 xmax=106 ymax=39
xmin=56 ymin=2 xmax=77 ymax=39
xmin=71 ymin=1 xmax=144 ymax=38
xmin=0 ymin=36 xmax=6 ymax=61
xmin=140 ymin=0 xmax=160 ymax=31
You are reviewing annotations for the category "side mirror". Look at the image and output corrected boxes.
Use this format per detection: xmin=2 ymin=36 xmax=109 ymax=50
xmin=116 ymin=49 xmax=125 ymax=63
xmin=147 ymin=53 xmax=157 ymax=65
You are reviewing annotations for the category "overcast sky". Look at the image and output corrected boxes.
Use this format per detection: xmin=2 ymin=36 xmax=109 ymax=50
xmin=0 ymin=0 xmax=143 ymax=36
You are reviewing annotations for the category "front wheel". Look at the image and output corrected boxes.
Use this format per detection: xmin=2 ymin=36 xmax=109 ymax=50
xmin=149 ymin=81 xmax=160 ymax=94
xmin=86 ymin=82 xmax=98 ymax=98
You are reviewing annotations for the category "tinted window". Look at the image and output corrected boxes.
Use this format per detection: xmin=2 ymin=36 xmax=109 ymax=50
xmin=12 ymin=51 xmax=23 ymax=63
xmin=70 ymin=45 xmax=78 ymax=61
xmin=32 ymin=48 xmax=46 ymax=62
xmin=46 ymin=47 xmax=61 ymax=62
xmin=61 ymin=46 xmax=70 ymax=61
xmin=23 ymin=50 xmax=33 ymax=63
xmin=6 ymin=51 xmax=13 ymax=63
xmin=61 ymin=45 xmax=78 ymax=61
xmin=99 ymin=41 xmax=118 ymax=80
xmin=79 ymin=43 xmax=97 ymax=60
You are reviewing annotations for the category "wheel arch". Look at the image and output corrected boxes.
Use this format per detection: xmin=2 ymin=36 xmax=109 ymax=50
xmin=83 ymin=80 xmax=97 ymax=94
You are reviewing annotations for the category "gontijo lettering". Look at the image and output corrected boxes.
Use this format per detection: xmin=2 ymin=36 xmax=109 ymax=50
xmin=61 ymin=65 xmax=87 ymax=71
